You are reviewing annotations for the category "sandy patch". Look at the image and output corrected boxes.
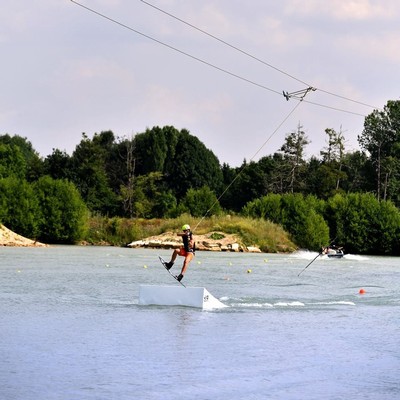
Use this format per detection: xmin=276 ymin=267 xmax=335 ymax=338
xmin=0 ymin=224 xmax=47 ymax=247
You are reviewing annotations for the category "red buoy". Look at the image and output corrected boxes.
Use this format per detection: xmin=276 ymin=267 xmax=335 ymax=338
xmin=359 ymin=288 xmax=366 ymax=295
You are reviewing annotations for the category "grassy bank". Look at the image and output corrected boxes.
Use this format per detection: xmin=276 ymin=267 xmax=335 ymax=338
xmin=84 ymin=214 xmax=297 ymax=253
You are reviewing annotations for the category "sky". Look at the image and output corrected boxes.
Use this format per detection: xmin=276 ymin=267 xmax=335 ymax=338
xmin=1 ymin=0 xmax=399 ymax=167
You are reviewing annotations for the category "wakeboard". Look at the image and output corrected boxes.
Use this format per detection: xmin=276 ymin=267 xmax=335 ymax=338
xmin=158 ymin=256 xmax=186 ymax=287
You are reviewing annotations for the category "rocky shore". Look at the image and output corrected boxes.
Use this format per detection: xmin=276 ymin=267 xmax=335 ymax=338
xmin=0 ymin=224 xmax=47 ymax=247
xmin=0 ymin=225 xmax=261 ymax=252
xmin=128 ymin=231 xmax=261 ymax=253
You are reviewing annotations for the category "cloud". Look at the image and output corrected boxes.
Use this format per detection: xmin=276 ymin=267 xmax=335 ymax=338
xmin=337 ymin=31 xmax=400 ymax=63
xmin=285 ymin=0 xmax=395 ymax=20
xmin=139 ymin=83 xmax=233 ymax=127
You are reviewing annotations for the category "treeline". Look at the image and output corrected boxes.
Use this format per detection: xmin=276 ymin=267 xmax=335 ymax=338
xmin=1 ymin=100 xmax=400 ymax=253
xmin=243 ymin=193 xmax=400 ymax=255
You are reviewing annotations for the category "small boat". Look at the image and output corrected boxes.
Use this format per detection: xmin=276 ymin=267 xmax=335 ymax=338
xmin=327 ymin=249 xmax=344 ymax=258
xmin=322 ymin=246 xmax=344 ymax=258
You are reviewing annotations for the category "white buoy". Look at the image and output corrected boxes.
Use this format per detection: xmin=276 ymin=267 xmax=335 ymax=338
xmin=139 ymin=285 xmax=227 ymax=310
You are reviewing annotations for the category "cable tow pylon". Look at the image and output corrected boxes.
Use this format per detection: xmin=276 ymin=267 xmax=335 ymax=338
xmin=283 ymin=87 xmax=316 ymax=101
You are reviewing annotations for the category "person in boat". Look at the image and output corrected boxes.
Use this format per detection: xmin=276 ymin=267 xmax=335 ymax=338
xmin=322 ymin=245 xmax=335 ymax=254
xmin=165 ymin=224 xmax=195 ymax=282
xmin=322 ymin=245 xmax=344 ymax=255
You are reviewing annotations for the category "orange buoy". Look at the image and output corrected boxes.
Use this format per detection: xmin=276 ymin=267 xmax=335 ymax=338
xmin=359 ymin=288 xmax=366 ymax=294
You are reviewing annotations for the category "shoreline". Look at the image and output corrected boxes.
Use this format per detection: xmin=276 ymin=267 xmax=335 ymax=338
xmin=0 ymin=224 xmax=295 ymax=253
xmin=127 ymin=231 xmax=262 ymax=253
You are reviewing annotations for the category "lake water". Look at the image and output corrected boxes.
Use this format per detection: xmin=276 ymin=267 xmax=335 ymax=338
xmin=1 ymin=246 xmax=399 ymax=400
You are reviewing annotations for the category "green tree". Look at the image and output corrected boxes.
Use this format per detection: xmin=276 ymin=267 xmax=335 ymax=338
xmin=325 ymin=193 xmax=400 ymax=255
xmin=221 ymin=160 xmax=269 ymax=212
xmin=0 ymin=143 xmax=27 ymax=179
xmin=0 ymin=134 xmax=43 ymax=181
xmin=319 ymin=127 xmax=347 ymax=195
xmin=376 ymin=199 xmax=400 ymax=254
xmin=340 ymin=151 xmax=374 ymax=194
xmin=166 ymin=129 xmax=223 ymax=198
xmin=303 ymin=156 xmax=323 ymax=196
xmin=43 ymin=149 xmax=72 ymax=180
xmin=70 ymin=132 xmax=118 ymax=215
xmin=34 ymin=176 xmax=88 ymax=243
xmin=243 ymin=193 xmax=329 ymax=250
xmin=134 ymin=126 xmax=171 ymax=174
xmin=263 ymin=153 xmax=287 ymax=193
xmin=152 ymin=190 xmax=177 ymax=218
xmin=358 ymin=100 xmax=400 ymax=200
xmin=126 ymin=171 xmax=173 ymax=218
xmin=181 ymin=186 xmax=222 ymax=217
xmin=279 ymin=193 xmax=328 ymax=249
xmin=242 ymin=193 xmax=282 ymax=222
xmin=110 ymin=137 xmax=135 ymax=215
xmin=301 ymin=208 xmax=330 ymax=250
xmin=279 ymin=123 xmax=310 ymax=193
xmin=321 ymin=127 xmax=345 ymax=164
xmin=130 ymin=126 xmax=223 ymax=203
xmin=0 ymin=177 xmax=40 ymax=238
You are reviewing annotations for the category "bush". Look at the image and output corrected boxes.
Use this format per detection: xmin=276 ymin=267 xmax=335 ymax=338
xmin=326 ymin=193 xmax=400 ymax=255
xmin=82 ymin=214 xmax=296 ymax=252
xmin=180 ymin=186 xmax=222 ymax=217
xmin=243 ymin=193 xmax=329 ymax=251
xmin=34 ymin=176 xmax=88 ymax=243
xmin=0 ymin=177 xmax=40 ymax=238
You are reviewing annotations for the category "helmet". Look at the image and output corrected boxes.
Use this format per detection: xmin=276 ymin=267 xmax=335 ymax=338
xmin=181 ymin=224 xmax=191 ymax=231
